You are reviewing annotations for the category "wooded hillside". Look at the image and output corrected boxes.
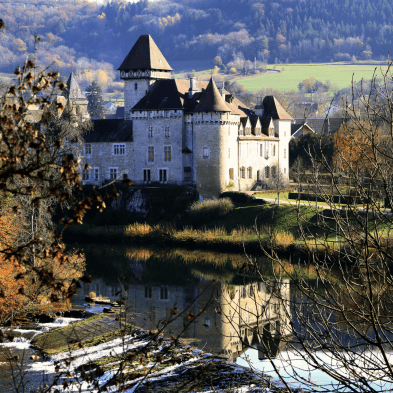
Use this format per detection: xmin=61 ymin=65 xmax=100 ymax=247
xmin=1 ymin=0 xmax=392 ymax=85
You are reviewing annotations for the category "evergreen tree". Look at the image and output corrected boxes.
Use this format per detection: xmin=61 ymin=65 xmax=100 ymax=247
xmin=86 ymin=81 xmax=105 ymax=119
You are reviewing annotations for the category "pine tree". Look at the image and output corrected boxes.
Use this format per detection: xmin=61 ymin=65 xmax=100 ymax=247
xmin=86 ymin=80 xmax=105 ymax=119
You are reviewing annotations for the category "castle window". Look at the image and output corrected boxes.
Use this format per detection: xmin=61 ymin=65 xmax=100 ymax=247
xmin=82 ymin=171 xmax=89 ymax=181
xmin=94 ymin=167 xmax=99 ymax=180
xmin=144 ymin=286 xmax=152 ymax=298
xmin=165 ymin=126 xmax=170 ymax=137
xmin=149 ymin=111 xmax=153 ymax=119
xmin=203 ymin=147 xmax=209 ymax=159
xmin=85 ymin=144 xmax=91 ymax=155
xmin=240 ymin=167 xmax=246 ymax=179
xmin=160 ymin=286 xmax=168 ymax=300
xmin=248 ymin=167 xmax=252 ymax=179
xmin=284 ymin=148 xmax=287 ymax=158
xmin=165 ymin=111 xmax=170 ymax=119
xmin=229 ymin=168 xmax=234 ymax=180
xmin=109 ymin=168 xmax=118 ymax=180
xmin=271 ymin=166 xmax=277 ymax=177
xmin=148 ymin=146 xmax=154 ymax=162
xmin=134 ymin=83 xmax=138 ymax=91
xmin=159 ymin=169 xmax=167 ymax=183
xmin=265 ymin=166 xmax=270 ymax=178
xmin=164 ymin=146 xmax=171 ymax=161
xmin=184 ymin=167 xmax=192 ymax=181
xmin=148 ymin=126 xmax=153 ymax=137
xmin=257 ymin=170 xmax=261 ymax=181
xmin=272 ymin=145 xmax=276 ymax=157
xmin=260 ymin=144 xmax=263 ymax=157
xmin=144 ymin=169 xmax=151 ymax=182
xmin=113 ymin=144 xmax=125 ymax=155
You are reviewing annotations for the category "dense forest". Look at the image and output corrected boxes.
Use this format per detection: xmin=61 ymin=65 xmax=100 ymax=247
xmin=1 ymin=0 xmax=393 ymax=89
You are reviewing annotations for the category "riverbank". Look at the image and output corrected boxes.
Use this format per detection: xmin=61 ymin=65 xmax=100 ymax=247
xmin=61 ymin=203 xmax=322 ymax=254
xmin=1 ymin=313 xmax=303 ymax=392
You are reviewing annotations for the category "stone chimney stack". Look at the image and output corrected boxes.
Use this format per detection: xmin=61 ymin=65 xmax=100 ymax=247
xmin=189 ymin=76 xmax=199 ymax=98
xmin=255 ymin=96 xmax=264 ymax=116
xmin=215 ymin=81 xmax=225 ymax=97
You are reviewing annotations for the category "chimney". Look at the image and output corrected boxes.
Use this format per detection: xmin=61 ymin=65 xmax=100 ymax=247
xmin=255 ymin=96 xmax=264 ymax=116
xmin=215 ymin=81 xmax=225 ymax=97
xmin=189 ymin=76 xmax=199 ymax=98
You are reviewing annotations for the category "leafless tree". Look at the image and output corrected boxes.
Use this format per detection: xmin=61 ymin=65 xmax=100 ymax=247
xmin=238 ymin=63 xmax=393 ymax=392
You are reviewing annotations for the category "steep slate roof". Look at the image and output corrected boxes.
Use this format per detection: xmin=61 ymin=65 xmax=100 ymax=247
xmin=262 ymin=96 xmax=293 ymax=121
xmin=193 ymin=78 xmax=231 ymax=113
xmin=115 ymin=106 xmax=125 ymax=119
xmin=132 ymin=79 xmax=183 ymax=111
xmin=292 ymin=117 xmax=347 ymax=136
xmin=64 ymin=72 xmax=86 ymax=101
xmin=129 ymin=78 xmax=250 ymax=116
xmin=118 ymin=35 xmax=173 ymax=72
xmin=84 ymin=120 xmax=133 ymax=142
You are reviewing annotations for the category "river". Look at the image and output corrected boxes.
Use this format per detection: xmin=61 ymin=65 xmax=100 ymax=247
xmin=1 ymin=243 xmax=393 ymax=392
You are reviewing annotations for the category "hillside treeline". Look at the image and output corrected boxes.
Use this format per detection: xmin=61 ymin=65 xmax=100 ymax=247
xmin=1 ymin=0 xmax=393 ymax=84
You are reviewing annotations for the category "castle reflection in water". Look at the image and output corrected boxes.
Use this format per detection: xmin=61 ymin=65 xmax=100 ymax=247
xmin=74 ymin=271 xmax=292 ymax=361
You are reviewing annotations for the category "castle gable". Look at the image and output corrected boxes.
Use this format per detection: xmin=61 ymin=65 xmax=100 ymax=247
xmin=118 ymin=35 xmax=173 ymax=72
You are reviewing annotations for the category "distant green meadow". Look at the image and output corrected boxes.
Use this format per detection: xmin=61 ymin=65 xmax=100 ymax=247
xmin=236 ymin=63 xmax=390 ymax=92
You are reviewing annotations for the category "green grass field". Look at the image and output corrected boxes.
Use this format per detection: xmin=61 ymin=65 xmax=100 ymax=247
xmin=236 ymin=63 xmax=390 ymax=92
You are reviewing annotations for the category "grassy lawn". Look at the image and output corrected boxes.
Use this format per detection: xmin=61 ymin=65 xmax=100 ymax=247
xmin=235 ymin=63 xmax=389 ymax=92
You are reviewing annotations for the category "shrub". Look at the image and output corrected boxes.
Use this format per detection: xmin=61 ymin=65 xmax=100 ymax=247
xmin=188 ymin=198 xmax=234 ymax=225
xmin=271 ymin=231 xmax=294 ymax=248
xmin=220 ymin=191 xmax=261 ymax=206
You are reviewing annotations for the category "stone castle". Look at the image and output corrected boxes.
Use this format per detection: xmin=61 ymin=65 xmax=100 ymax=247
xmin=79 ymin=34 xmax=292 ymax=198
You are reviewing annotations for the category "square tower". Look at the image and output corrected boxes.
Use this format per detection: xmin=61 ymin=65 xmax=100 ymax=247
xmin=118 ymin=35 xmax=173 ymax=120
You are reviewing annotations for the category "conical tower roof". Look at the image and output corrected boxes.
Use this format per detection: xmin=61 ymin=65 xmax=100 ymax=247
xmin=193 ymin=78 xmax=230 ymax=112
xmin=64 ymin=72 xmax=86 ymax=101
xmin=118 ymin=35 xmax=173 ymax=71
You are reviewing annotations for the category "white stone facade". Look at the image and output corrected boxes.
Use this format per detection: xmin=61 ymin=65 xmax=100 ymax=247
xmin=80 ymin=35 xmax=292 ymax=198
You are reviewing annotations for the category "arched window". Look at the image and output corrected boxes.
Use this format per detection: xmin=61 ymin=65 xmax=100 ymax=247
xmin=240 ymin=167 xmax=246 ymax=179
xmin=271 ymin=166 xmax=276 ymax=177
xmin=272 ymin=145 xmax=276 ymax=156
xmin=265 ymin=166 xmax=270 ymax=178
xmin=247 ymin=167 xmax=252 ymax=179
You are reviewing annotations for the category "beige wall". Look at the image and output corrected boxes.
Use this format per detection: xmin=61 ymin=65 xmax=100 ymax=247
xmin=80 ymin=141 xmax=134 ymax=183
